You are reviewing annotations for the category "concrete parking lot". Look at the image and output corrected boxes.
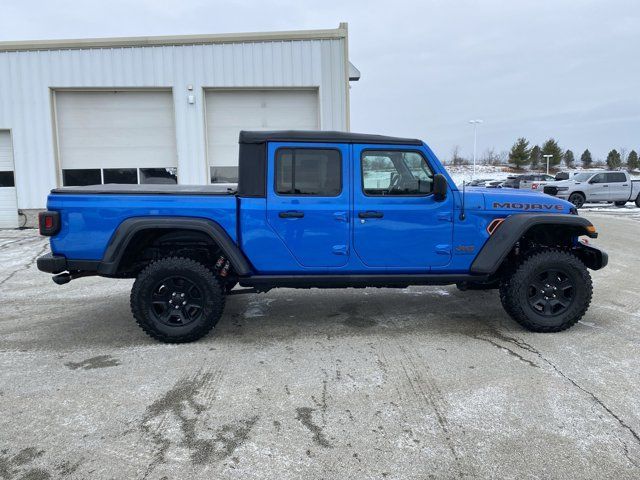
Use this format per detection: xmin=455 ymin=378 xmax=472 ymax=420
xmin=0 ymin=212 xmax=639 ymax=479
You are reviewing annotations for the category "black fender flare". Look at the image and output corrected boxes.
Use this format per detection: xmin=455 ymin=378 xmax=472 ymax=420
xmin=470 ymin=214 xmax=599 ymax=274
xmin=97 ymin=217 xmax=252 ymax=276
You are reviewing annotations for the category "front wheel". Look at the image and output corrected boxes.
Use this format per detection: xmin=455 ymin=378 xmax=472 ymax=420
xmin=569 ymin=193 xmax=586 ymax=208
xmin=130 ymin=257 xmax=225 ymax=343
xmin=501 ymin=250 xmax=592 ymax=332
xmin=636 ymin=196 xmax=640 ymax=208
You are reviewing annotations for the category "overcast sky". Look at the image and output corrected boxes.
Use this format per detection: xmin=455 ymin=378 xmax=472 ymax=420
xmin=2 ymin=0 xmax=639 ymax=161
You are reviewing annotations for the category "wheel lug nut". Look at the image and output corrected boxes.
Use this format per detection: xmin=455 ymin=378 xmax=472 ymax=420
xmin=182 ymin=301 xmax=187 ymax=305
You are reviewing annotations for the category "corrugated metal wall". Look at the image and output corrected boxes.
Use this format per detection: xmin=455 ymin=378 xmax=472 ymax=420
xmin=0 ymin=39 xmax=348 ymax=208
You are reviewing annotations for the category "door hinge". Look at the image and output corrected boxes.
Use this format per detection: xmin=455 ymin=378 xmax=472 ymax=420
xmin=435 ymin=244 xmax=451 ymax=255
xmin=332 ymin=245 xmax=349 ymax=256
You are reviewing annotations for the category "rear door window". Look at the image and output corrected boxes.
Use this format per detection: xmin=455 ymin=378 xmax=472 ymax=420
xmin=606 ymin=172 xmax=627 ymax=183
xmin=275 ymin=148 xmax=341 ymax=196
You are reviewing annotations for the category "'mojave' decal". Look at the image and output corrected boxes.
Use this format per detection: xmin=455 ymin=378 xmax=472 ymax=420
xmin=492 ymin=202 xmax=564 ymax=211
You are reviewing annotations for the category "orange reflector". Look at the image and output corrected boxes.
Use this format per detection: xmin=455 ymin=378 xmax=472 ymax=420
xmin=586 ymin=225 xmax=597 ymax=234
xmin=487 ymin=218 xmax=504 ymax=235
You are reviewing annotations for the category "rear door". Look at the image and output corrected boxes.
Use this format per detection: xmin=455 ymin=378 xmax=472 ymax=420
xmin=266 ymin=143 xmax=350 ymax=268
xmin=352 ymin=145 xmax=454 ymax=269
xmin=605 ymin=172 xmax=629 ymax=201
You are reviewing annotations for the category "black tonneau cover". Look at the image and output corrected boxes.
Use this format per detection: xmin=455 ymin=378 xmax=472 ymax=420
xmin=51 ymin=184 xmax=236 ymax=195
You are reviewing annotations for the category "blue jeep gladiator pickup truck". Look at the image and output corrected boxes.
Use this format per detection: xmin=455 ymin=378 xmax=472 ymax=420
xmin=37 ymin=131 xmax=608 ymax=343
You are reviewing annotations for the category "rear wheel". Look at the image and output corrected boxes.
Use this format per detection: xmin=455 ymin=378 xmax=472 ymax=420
xmin=614 ymin=201 xmax=627 ymax=207
xmin=569 ymin=192 xmax=586 ymax=208
xmin=130 ymin=257 xmax=225 ymax=343
xmin=636 ymin=196 xmax=640 ymax=208
xmin=501 ymin=250 xmax=592 ymax=332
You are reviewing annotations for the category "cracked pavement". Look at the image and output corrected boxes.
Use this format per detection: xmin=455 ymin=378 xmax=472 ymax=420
xmin=0 ymin=212 xmax=639 ymax=479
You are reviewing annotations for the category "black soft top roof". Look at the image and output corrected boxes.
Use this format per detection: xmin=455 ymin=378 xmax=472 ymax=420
xmin=239 ymin=130 xmax=423 ymax=146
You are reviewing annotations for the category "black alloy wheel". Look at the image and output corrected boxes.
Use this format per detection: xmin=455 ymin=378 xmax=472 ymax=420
xmin=150 ymin=275 xmax=204 ymax=327
xmin=130 ymin=257 xmax=225 ymax=343
xmin=526 ymin=269 xmax=575 ymax=317
xmin=568 ymin=193 xmax=585 ymax=208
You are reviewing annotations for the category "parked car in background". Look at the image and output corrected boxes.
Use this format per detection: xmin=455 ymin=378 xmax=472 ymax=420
xmin=519 ymin=174 xmax=556 ymax=190
xmin=485 ymin=180 xmax=503 ymax=188
xmin=502 ymin=176 xmax=520 ymax=189
xmin=467 ymin=178 xmax=497 ymax=187
xmin=544 ymin=171 xmax=640 ymax=208
xmin=503 ymin=174 xmax=555 ymax=189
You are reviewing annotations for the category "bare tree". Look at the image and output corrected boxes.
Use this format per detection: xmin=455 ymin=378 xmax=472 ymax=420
xmin=451 ymin=145 xmax=468 ymax=166
xmin=481 ymin=147 xmax=501 ymax=166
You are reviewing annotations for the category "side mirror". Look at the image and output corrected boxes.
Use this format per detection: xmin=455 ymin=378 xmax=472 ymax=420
xmin=433 ymin=174 xmax=448 ymax=201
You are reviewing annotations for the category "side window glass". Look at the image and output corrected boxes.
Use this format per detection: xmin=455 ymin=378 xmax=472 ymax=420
xmin=590 ymin=173 xmax=606 ymax=184
xmin=362 ymin=150 xmax=433 ymax=196
xmin=606 ymin=173 xmax=626 ymax=183
xmin=275 ymin=148 xmax=341 ymax=196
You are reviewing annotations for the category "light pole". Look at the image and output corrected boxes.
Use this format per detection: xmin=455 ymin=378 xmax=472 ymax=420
xmin=469 ymin=119 xmax=483 ymax=178
xmin=543 ymin=154 xmax=552 ymax=175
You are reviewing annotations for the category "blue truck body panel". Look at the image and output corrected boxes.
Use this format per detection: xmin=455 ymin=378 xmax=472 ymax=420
xmin=48 ymin=194 xmax=237 ymax=260
xmin=44 ymin=136 xmax=576 ymax=276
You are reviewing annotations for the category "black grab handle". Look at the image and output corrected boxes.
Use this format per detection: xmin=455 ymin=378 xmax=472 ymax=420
xmin=279 ymin=210 xmax=305 ymax=218
xmin=358 ymin=211 xmax=384 ymax=219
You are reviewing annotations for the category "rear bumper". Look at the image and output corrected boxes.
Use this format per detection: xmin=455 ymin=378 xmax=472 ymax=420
xmin=37 ymin=253 xmax=100 ymax=274
xmin=37 ymin=253 xmax=66 ymax=273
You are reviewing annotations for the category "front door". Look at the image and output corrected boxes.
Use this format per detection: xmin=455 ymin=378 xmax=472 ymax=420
xmin=267 ymin=143 xmax=350 ymax=268
xmin=353 ymin=146 xmax=454 ymax=269
xmin=587 ymin=173 xmax=609 ymax=202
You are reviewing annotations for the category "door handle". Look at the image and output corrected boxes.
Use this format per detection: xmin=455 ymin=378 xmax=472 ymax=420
xmin=358 ymin=211 xmax=383 ymax=219
xmin=279 ymin=210 xmax=304 ymax=218
xmin=602 ymin=185 xmax=609 ymax=187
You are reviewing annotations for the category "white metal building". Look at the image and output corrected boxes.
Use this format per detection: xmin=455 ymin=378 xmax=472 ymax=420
xmin=0 ymin=23 xmax=360 ymax=227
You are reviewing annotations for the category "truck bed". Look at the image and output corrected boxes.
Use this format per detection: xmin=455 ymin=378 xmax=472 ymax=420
xmin=51 ymin=184 xmax=236 ymax=195
xmin=47 ymin=185 xmax=238 ymax=260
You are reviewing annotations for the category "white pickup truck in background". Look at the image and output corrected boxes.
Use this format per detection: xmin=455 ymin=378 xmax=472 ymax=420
xmin=543 ymin=171 xmax=640 ymax=208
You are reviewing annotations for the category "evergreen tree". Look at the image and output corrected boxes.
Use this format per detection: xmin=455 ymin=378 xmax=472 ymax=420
xmin=563 ymin=150 xmax=575 ymax=169
xmin=581 ymin=149 xmax=593 ymax=168
xmin=530 ymin=145 xmax=541 ymax=169
xmin=541 ymin=138 xmax=563 ymax=168
xmin=606 ymin=149 xmax=622 ymax=169
xmin=508 ymin=138 xmax=531 ymax=169
xmin=627 ymin=150 xmax=639 ymax=171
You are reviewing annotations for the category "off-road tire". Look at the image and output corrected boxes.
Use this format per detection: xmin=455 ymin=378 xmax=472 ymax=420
xmin=502 ymin=250 xmax=592 ymax=332
xmin=130 ymin=257 xmax=225 ymax=343
xmin=614 ymin=201 xmax=627 ymax=207
xmin=568 ymin=192 xmax=586 ymax=208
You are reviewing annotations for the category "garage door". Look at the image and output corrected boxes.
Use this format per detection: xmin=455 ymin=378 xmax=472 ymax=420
xmin=55 ymin=90 xmax=178 ymax=185
xmin=205 ymin=89 xmax=318 ymax=183
xmin=0 ymin=131 xmax=18 ymax=229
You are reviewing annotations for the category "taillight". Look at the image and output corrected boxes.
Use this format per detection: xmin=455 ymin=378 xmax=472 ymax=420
xmin=38 ymin=211 xmax=60 ymax=236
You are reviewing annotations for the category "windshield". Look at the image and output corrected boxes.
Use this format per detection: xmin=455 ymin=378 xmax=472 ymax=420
xmin=572 ymin=173 xmax=592 ymax=182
